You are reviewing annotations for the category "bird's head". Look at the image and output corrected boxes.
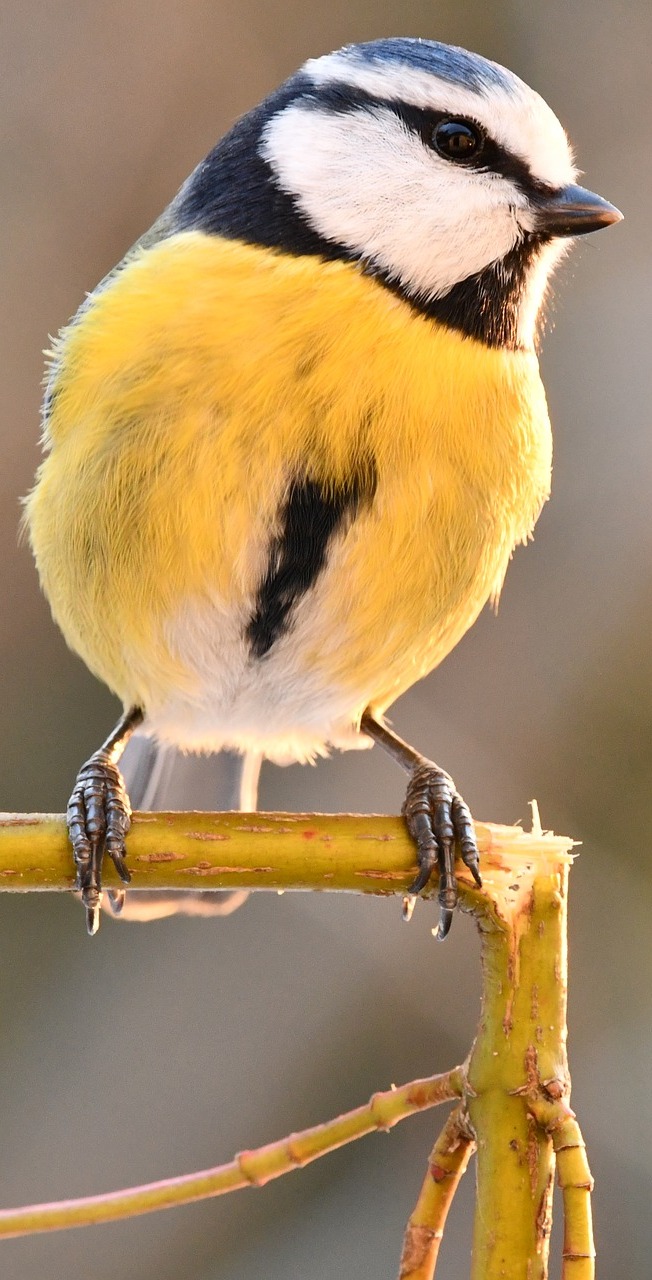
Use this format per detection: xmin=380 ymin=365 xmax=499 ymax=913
xmin=174 ymin=38 xmax=622 ymax=350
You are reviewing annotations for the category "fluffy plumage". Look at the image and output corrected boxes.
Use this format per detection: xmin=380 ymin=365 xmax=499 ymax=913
xmin=28 ymin=231 xmax=551 ymax=761
xmin=24 ymin=39 xmax=620 ymax=932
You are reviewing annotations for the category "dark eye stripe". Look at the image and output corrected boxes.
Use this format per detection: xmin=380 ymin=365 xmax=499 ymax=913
xmin=166 ymin=70 xmax=552 ymax=350
xmin=301 ymin=82 xmax=553 ymax=197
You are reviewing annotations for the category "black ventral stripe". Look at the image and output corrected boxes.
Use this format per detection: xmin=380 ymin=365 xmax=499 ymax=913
xmin=247 ymin=464 xmax=376 ymax=658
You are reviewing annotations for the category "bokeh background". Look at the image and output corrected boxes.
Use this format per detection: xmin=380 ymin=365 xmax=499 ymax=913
xmin=1 ymin=2 xmax=650 ymax=1277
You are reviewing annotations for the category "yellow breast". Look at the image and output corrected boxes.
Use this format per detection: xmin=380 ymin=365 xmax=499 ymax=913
xmin=26 ymin=231 xmax=552 ymax=731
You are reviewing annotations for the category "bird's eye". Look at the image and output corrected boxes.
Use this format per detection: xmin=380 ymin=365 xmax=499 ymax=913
xmin=431 ymin=119 xmax=483 ymax=163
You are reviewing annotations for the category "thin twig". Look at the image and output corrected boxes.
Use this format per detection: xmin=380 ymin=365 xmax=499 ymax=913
xmin=0 ymin=810 xmax=580 ymax=1273
xmin=529 ymin=1100 xmax=595 ymax=1280
xmin=0 ymin=1069 xmax=464 ymax=1240
xmin=398 ymin=1105 xmax=475 ymax=1280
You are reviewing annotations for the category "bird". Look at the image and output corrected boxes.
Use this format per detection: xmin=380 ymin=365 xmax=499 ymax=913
xmin=25 ymin=37 xmax=622 ymax=937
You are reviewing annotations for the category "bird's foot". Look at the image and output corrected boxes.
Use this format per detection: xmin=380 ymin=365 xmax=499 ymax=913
xmin=402 ymin=760 xmax=481 ymax=938
xmin=67 ymin=751 xmax=132 ymax=936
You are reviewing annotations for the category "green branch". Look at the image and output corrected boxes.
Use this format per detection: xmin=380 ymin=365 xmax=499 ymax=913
xmin=0 ymin=811 xmax=587 ymax=1278
xmin=529 ymin=1100 xmax=595 ymax=1279
xmin=0 ymin=1070 xmax=463 ymax=1239
xmin=0 ymin=811 xmax=568 ymax=899
xmin=398 ymin=1105 xmax=475 ymax=1279
xmin=467 ymin=833 xmax=574 ymax=1279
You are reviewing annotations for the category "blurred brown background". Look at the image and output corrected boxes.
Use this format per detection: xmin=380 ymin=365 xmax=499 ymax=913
xmin=1 ymin=2 xmax=650 ymax=1277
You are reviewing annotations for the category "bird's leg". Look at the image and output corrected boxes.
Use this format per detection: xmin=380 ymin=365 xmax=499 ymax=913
xmin=66 ymin=705 xmax=144 ymax=936
xmin=360 ymin=710 xmax=481 ymax=938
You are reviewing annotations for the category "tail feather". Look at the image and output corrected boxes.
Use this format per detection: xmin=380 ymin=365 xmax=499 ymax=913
xmin=106 ymin=738 xmax=261 ymax=922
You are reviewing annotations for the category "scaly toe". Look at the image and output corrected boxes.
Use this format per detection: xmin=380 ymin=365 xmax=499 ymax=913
xmin=401 ymin=758 xmax=479 ymax=935
xmin=67 ymin=751 xmax=132 ymax=936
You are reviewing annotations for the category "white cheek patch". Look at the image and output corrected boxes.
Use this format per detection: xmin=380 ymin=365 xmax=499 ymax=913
xmin=262 ymin=103 xmax=523 ymax=301
xmin=304 ymin=52 xmax=577 ymax=190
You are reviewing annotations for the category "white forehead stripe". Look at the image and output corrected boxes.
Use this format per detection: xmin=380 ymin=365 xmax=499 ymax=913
xmin=303 ymin=50 xmax=576 ymax=189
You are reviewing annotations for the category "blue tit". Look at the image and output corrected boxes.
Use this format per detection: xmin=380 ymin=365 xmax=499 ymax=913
xmin=25 ymin=38 xmax=622 ymax=935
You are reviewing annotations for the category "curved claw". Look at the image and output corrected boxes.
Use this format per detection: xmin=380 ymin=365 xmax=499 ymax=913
xmin=106 ymin=885 xmax=126 ymax=916
xmin=106 ymin=888 xmax=126 ymax=915
xmin=67 ymin=750 xmax=132 ymax=935
xmin=401 ymin=759 xmax=479 ymax=936
xmin=85 ymin=899 xmax=101 ymax=937
xmin=406 ymin=856 xmax=438 ymax=900
xmin=451 ymin=793 xmax=482 ymax=887
xmin=107 ymin=849 xmax=131 ymax=885
xmin=432 ymin=906 xmax=454 ymax=941
xmin=402 ymin=893 xmax=417 ymax=923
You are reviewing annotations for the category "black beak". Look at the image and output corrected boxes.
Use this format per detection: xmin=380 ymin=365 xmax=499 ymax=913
xmin=532 ymin=183 xmax=623 ymax=238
